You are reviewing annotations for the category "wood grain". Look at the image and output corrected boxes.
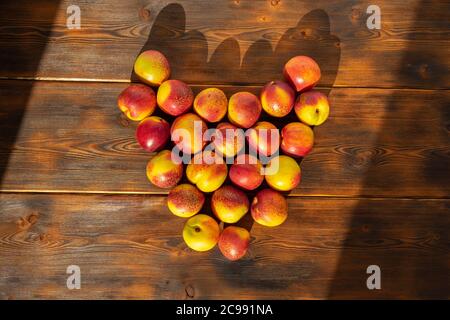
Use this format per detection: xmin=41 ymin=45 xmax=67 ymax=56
xmin=0 ymin=0 xmax=449 ymax=301
xmin=0 ymin=0 xmax=448 ymax=88
xmin=0 ymin=193 xmax=447 ymax=299
xmin=0 ymin=80 xmax=448 ymax=197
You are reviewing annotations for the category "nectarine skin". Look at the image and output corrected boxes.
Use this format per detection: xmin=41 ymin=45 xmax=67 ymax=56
xmin=167 ymin=184 xmax=205 ymax=218
xmin=186 ymin=151 xmax=228 ymax=193
xmin=134 ymin=50 xmax=170 ymax=86
xmin=212 ymin=185 xmax=249 ymax=223
xmin=228 ymin=92 xmax=262 ymax=128
xmin=136 ymin=116 xmax=170 ymax=152
xmin=281 ymin=122 xmax=314 ymax=157
xmin=294 ymin=90 xmax=330 ymax=126
xmin=265 ymin=155 xmax=301 ymax=191
xmin=212 ymin=122 xmax=245 ymax=158
xmin=260 ymin=80 xmax=295 ymax=117
xmin=146 ymin=150 xmax=183 ymax=189
xmin=247 ymin=121 xmax=280 ymax=157
xmin=218 ymin=226 xmax=250 ymax=261
xmin=251 ymin=189 xmax=288 ymax=227
xmin=157 ymin=80 xmax=194 ymax=116
xmin=171 ymin=113 xmax=207 ymax=154
xmin=229 ymin=154 xmax=263 ymax=191
xmin=183 ymin=214 xmax=220 ymax=252
xmin=118 ymin=84 xmax=156 ymax=121
xmin=194 ymin=88 xmax=228 ymax=123
xmin=283 ymin=55 xmax=321 ymax=92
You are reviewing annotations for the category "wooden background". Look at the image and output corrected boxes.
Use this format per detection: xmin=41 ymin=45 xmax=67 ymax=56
xmin=0 ymin=0 xmax=449 ymax=299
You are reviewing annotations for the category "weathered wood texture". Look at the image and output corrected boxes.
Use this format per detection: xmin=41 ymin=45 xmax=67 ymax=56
xmin=0 ymin=80 xmax=448 ymax=197
xmin=0 ymin=0 xmax=449 ymax=88
xmin=0 ymin=193 xmax=448 ymax=299
xmin=0 ymin=0 xmax=449 ymax=301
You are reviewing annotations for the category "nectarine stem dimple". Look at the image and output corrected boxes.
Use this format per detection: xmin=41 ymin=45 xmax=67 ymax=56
xmin=195 ymin=227 xmax=201 ymax=233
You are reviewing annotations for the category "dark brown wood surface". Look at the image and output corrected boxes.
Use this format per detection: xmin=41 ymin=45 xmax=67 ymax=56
xmin=0 ymin=193 xmax=448 ymax=299
xmin=0 ymin=0 xmax=449 ymax=89
xmin=0 ymin=0 xmax=449 ymax=300
xmin=0 ymin=80 xmax=448 ymax=198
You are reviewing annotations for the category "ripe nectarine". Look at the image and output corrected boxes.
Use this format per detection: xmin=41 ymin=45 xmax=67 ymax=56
xmin=284 ymin=55 xmax=321 ymax=92
xmin=136 ymin=116 xmax=170 ymax=152
xmin=146 ymin=150 xmax=183 ymax=189
xmin=134 ymin=50 xmax=170 ymax=86
xmin=218 ymin=226 xmax=250 ymax=261
xmin=157 ymin=80 xmax=194 ymax=116
xmin=167 ymin=184 xmax=205 ymax=218
xmin=117 ymin=84 xmax=156 ymax=121
xmin=251 ymin=189 xmax=288 ymax=227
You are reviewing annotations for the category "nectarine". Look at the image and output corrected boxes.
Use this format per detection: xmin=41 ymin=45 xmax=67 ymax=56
xmin=218 ymin=226 xmax=250 ymax=261
xmin=229 ymin=154 xmax=263 ymax=191
xmin=228 ymin=92 xmax=261 ymax=128
xmin=294 ymin=90 xmax=330 ymax=126
xmin=186 ymin=151 xmax=227 ymax=193
xmin=167 ymin=184 xmax=205 ymax=218
xmin=171 ymin=113 xmax=207 ymax=154
xmin=193 ymin=88 xmax=228 ymax=123
xmin=183 ymin=214 xmax=220 ymax=252
xmin=212 ymin=122 xmax=245 ymax=158
xmin=284 ymin=55 xmax=321 ymax=92
xmin=280 ymin=122 xmax=314 ymax=157
xmin=136 ymin=116 xmax=170 ymax=152
xmin=247 ymin=121 xmax=280 ymax=157
xmin=117 ymin=84 xmax=156 ymax=121
xmin=157 ymin=80 xmax=194 ymax=116
xmin=251 ymin=189 xmax=288 ymax=227
xmin=134 ymin=50 xmax=170 ymax=86
xmin=212 ymin=185 xmax=249 ymax=223
xmin=265 ymin=155 xmax=301 ymax=191
xmin=146 ymin=150 xmax=183 ymax=189
xmin=260 ymin=80 xmax=295 ymax=117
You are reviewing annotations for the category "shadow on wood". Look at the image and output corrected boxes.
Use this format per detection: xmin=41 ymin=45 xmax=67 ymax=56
xmin=0 ymin=1 xmax=61 ymax=187
xmin=328 ymin=0 xmax=450 ymax=299
xmin=130 ymin=2 xmax=342 ymax=292
xmin=131 ymin=3 xmax=341 ymax=89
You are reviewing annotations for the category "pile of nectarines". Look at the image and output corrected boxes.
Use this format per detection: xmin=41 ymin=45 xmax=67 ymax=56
xmin=117 ymin=50 xmax=330 ymax=261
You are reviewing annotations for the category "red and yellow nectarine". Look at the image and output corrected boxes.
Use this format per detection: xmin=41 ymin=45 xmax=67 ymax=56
xmin=171 ymin=113 xmax=207 ymax=154
xmin=212 ymin=122 xmax=245 ymax=158
xmin=212 ymin=185 xmax=249 ymax=223
xmin=136 ymin=116 xmax=170 ymax=152
xmin=183 ymin=214 xmax=220 ymax=252
xmin=280 ymin=122 xmax=314 ymax=157
xmin=186 ymin=151 xmax=228 ymax=193
xmin=193 ymin=88 xmax=228 ymax=123
xmin=228 ymin=92 xmax=261 ymax=128
xmin=247 ymin=121 xmax=280 ymax=157
xmin=265 ymin=155 xmax=301 ymax=192
xmin=294 ymin=90 xmax=330 ymax=126
xmin=146 ymin=150 xmax=183 ymax=189
xmin=283 ymin=55 xmax=321 ymax=92
xmin=157 ymin=80 xmax=194 ymax=116
xmin=134 ymin=50 xmax=170 ymax=86
xmin=260 ymin=80 xmax=295 ymax=117
xmin=229 ymin=154 xmax=263 ymax=191
xmin=218 ymin=226 xmax=250 ymax=261
xmin=167 ymin=184 xmax=205 ymax=218
xmin=118 ymin=84 xmax=156 ymax=121
xmin=251 ymin=189 xmax=288 ymax=227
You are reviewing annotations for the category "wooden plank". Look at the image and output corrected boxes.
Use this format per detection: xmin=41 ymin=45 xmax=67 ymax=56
xmin=0 ymin=193 xmax=447 ymax=299
xmin=0 ymin=0 xmax=449 ymax=88
xmin=0 ymin=80 xmax=449 ymax=197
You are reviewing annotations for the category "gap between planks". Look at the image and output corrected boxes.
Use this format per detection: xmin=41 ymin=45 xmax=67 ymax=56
xmin=0 ymin=189 xmax=449 ymax=201
xmin=0 ymin=76 xmax=449 ymax=91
